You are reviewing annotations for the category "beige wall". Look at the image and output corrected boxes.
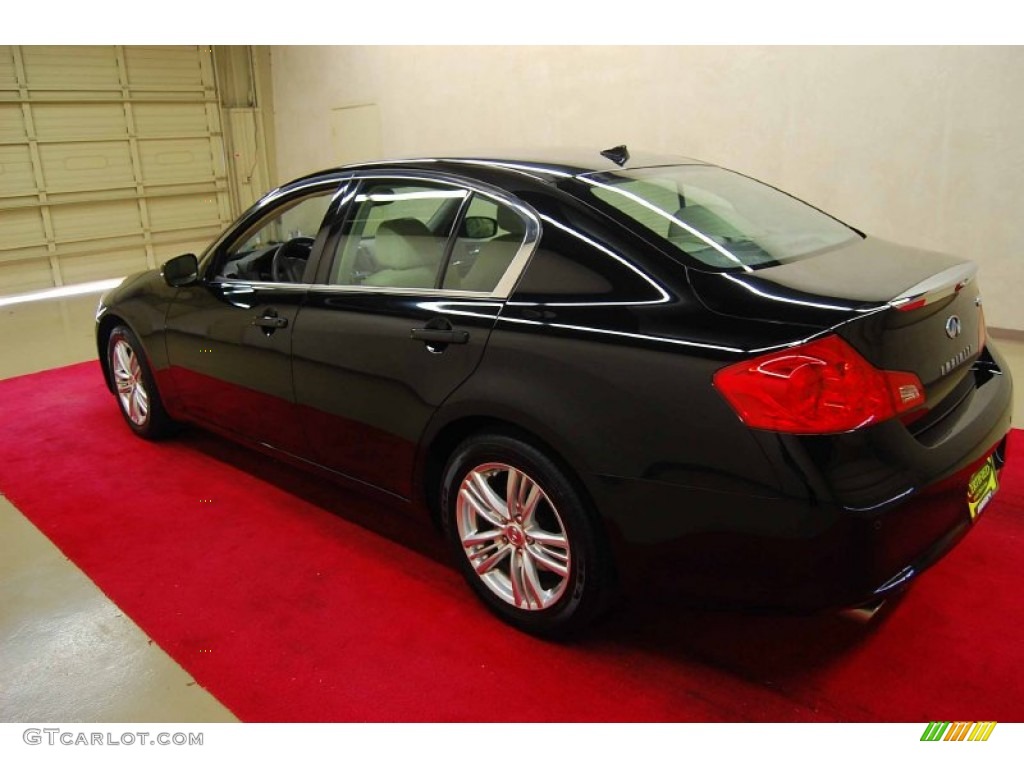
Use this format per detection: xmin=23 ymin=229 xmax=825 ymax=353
xmin=270 ymin=46 xmax=1024 ymax=331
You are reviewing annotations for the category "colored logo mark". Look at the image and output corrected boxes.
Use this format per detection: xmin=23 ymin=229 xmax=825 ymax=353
xmin=921 ymin=722 xmax=997 ymax=741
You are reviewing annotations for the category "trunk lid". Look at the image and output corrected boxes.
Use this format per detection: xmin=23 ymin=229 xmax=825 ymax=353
xmin=690 ymin=237 xmax=985 ymax=408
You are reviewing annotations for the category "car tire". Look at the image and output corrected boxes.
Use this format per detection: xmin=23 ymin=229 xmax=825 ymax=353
xmin=441 ymin=433 xmax=614 ymax=638
xmin=106 ymin=324 xmax=176 ymax=440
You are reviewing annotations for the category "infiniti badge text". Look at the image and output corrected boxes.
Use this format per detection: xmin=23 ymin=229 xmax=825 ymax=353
xmin=941 ymin=344 xmax=974 ymax=376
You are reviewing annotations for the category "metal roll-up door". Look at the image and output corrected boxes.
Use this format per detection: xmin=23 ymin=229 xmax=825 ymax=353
xmin=0 ymin=45 xmax=236 ymax=294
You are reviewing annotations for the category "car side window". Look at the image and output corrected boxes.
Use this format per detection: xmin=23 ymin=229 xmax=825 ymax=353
xmin=214 ymin=189 xmax=335 ymax=283
xmin=329 ymin=181 xmax=467 ymax=289
xmin=442 ymin=194 xmax=527 ymax=292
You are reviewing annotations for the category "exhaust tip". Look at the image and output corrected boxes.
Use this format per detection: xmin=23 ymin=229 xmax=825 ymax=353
xmin=839 ymin=598 xmax=887 ymax=624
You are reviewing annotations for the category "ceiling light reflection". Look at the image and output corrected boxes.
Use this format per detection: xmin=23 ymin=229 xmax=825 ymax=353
xmin=0 ymin=278 xmax=125 ymax=308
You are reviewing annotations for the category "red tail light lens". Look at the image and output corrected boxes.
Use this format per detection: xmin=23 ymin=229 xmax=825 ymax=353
xmin=713 ymin=334 xmax=925 ymax=434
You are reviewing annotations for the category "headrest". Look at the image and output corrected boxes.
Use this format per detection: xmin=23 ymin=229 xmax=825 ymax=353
xmin=374 ymin=218 xmax=437 ymax=269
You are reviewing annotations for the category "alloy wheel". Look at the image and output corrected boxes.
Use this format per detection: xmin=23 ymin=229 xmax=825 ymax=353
xmin=455 ymin=462 xmax=572 ymax=611
xmin=111 ymin=338 xmax=149 ymax=427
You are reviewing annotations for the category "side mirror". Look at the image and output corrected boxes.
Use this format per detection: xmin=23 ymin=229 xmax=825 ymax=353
xmin=461 ymin=216 xmax=498 ymax=239
xmin=162 ymin=253 xmax=199 ymax=287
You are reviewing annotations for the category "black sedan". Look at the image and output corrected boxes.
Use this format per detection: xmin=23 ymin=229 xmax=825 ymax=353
xmin=96 ymin=147 xmax=1013 ymax=636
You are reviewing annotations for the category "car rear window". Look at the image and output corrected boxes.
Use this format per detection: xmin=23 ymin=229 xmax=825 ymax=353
xmin=579 ymin=165 xmax=859 ymax=271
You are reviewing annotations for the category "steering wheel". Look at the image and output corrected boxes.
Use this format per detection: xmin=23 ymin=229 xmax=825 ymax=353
xmin=271 ymin=237 xmax=314 ymax=283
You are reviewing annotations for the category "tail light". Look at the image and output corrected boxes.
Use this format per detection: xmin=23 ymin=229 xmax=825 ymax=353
xmin=713 ymin=334 xmax=925 ymax=434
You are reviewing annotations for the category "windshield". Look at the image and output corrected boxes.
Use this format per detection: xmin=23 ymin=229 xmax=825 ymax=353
xmin=580 ymin=165 xmax=859 ymax=271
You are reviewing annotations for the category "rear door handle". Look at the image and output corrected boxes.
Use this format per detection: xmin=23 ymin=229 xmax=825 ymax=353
xmin=410 ymin=328 xmax=469 ymax=344
xmin=255 ymin=316 xmax=288 ymax=329
xmin=253 ymin=309 xmax=288 ymax=331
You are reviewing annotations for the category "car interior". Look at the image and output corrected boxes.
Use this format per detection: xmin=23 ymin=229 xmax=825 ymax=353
xmin=214 ymin=183 xmax=527 ymax=294
xmin=331 ymin=185 xmax=527 ymax=293
xmin=448 ymin=205 xmax=525 ymax=292
xmin=216 ymin=190 xmax=333 ymax=283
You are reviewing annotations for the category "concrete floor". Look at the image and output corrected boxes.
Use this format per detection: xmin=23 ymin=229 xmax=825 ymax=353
xmin=0 ymin=287 xmax=1022 ymax=723
xmin=0 ymin=293 xmax=238 ymax=722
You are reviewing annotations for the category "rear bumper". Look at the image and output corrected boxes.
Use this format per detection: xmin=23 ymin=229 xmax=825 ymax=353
xmin=594 ymin=342 xmax=1013 ymax=612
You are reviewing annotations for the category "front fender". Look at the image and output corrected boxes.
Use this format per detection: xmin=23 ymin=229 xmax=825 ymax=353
xmin=95 ymin=269 xmax=180 ymax=409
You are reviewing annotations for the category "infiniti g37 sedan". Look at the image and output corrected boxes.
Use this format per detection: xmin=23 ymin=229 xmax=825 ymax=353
xmin=96 ymin=147 xmax=1013 ymax=636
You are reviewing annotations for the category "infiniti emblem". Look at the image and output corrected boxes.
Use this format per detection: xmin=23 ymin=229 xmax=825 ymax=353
xmin=945 ymin=315 xmax=962 ymax=339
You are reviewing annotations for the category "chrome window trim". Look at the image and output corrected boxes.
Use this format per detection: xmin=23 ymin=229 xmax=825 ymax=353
xmin=306 ymin=284 xmax=496 ymax=300
xmin=210 ymin=279 xmax=499 ymax=302
xmin=210 ymin=278 xmax=315 ymax=291
xmin=203 ymin=170 xmax=541 ymax=301
xmin=209 ymin=276 xmax=497 ymax=302
xmin=324 ymin=171 xmax=543 ymax=301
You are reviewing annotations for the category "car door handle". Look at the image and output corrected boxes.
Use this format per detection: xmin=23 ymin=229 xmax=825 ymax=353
xmin=410 ymin=328 xmax=469 ymax=344
xmin=253 ymin=311 xmax=288 ymax=330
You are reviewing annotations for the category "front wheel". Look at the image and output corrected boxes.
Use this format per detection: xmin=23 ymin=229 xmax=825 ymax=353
xmin=441 ymin=433 xmax=614 ymax=637
xmin=106 ymin=325 xmax=176 ymax=439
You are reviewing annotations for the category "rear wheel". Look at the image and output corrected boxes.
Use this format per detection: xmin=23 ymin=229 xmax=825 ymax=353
xmin=441 ymin=433 xmax=613 ymax=637
xmin=107 ymin=325 xmax=176 ymax=439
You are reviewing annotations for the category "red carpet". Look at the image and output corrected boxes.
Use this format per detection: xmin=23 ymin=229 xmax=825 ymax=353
xmin=1 ymin=361 xmax=1022 ymax=722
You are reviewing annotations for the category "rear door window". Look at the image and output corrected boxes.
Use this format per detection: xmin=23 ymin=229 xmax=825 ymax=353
xmin=328 ymin=181 xmax=466 ymax=290
xmin=325 ymin=180 xmax=534 ymax=295
xmin=442 ymin=194 xmax=528 ymax=293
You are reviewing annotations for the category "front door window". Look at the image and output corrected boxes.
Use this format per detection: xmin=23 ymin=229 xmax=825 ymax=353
xmin=215 ymin=190 xmax=335 ymax=283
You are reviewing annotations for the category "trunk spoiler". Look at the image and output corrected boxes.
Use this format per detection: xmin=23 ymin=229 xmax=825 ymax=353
xmin=889 ymin=262 xmax=978 ymax=312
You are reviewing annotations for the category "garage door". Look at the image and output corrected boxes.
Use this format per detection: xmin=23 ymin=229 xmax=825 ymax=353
xmin=0 ymin=45 xmax=235 ymax=294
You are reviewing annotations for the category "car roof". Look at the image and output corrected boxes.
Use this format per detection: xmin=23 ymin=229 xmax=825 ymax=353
xmin=295 ymin=148 xmax=707 ymax=187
